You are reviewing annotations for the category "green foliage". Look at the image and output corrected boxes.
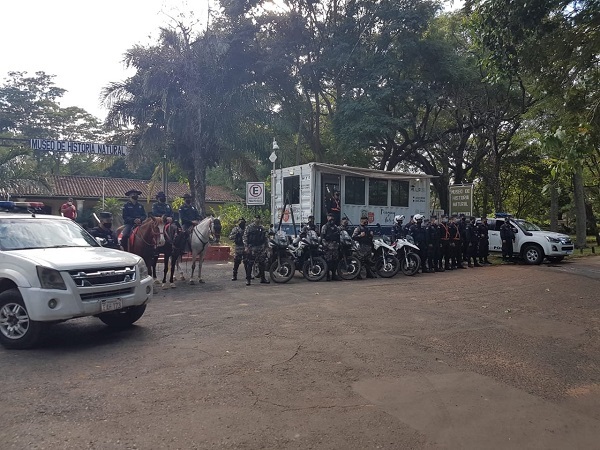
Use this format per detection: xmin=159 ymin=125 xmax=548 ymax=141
xmin=215 ymin=203 xmax=270 ymax=241
xmin=92 ymin=197 xmax=125 ymax=226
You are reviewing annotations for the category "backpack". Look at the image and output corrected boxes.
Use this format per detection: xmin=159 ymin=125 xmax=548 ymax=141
xmin=247 ymin=227 xmax=264 ymax=246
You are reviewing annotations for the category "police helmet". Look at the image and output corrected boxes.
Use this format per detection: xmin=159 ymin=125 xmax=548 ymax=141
xmin=414 ymin=214 xmax=424 ymax=221
xmin=395 ymin=215 xmax=405 ymax=222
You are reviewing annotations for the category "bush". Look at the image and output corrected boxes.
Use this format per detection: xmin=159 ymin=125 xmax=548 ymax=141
xmin=215 ymin=204 xmax=270 ymax=241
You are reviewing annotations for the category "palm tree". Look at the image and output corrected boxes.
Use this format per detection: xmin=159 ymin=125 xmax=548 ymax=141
xmin=102 ymin=21 xmax=273 ymax=216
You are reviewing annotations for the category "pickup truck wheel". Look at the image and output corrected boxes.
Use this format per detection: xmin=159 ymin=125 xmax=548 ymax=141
xmin=98 ymin=304 xmax=146 ymax=328
xmin=523 ymin=244 xmax=544 ymax=265
xmin=0 ymin=289 xmax=46 ymax=349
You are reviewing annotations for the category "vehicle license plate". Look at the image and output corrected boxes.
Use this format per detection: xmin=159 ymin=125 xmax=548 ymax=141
xmin=100 ymin=298 xmax=122 ymax=312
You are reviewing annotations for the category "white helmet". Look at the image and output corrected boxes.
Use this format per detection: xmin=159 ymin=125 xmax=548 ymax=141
xmin=394 ymin=215 xmax=405 ymax=222
xmin=414 ymin=214 xmax=424 ymax=221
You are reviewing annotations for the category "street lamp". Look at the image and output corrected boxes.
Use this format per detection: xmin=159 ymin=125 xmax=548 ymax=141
xmin=270 ymin=139 xmax=278 ymax=229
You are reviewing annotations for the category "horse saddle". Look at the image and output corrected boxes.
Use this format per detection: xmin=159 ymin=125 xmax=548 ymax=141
xmin=129 ymin=225 xmax=141 ymax=248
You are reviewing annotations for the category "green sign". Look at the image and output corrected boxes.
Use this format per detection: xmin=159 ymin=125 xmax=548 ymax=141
xmin=449 ymin=184 xmax=473 ymax=216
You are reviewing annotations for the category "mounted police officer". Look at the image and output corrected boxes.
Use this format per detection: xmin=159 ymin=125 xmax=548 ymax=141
xmin=409 ymin=214 xmax=429 ymax=273
xmin=352 ymin=215 xmax=377 ymax=278
xmin=500 ymin=217 xmax=517 ymax=263
xmin=121 ymin=189 xmax=147 ymax=251
xmin=152 ymin=191 xmax=173 ymax=220
xmin=391 ymin=215 xmax=406 ymax=241
xmin=89 ymin=212 xmax=120 ymax=249
xmin=321 ymin=211 xmax=341 ymax=281
xmin=179 ymin=194 xmax=201 ymax=232
xmin=478 ymin=216 xmax=491 ymax=265
xmin=243 ymin=215 xmax=270 ymax=285
xmin=229 ymin=217 xmax=246 ymax=281
xmin=466 ymin=217 xmax=482 ymax=267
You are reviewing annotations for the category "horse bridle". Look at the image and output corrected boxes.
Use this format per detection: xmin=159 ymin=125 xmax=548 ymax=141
xmin=191 ymin=218 xmax=213 ymax=251
xmin=135 ymin=219 xmax=163 ymax=248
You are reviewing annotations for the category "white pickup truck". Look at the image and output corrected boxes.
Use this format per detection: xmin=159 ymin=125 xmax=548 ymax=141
xmin=486 ymin=217 xmax=574 ymax=264
xmin=0 ymin=202 xmax=153 ymax=349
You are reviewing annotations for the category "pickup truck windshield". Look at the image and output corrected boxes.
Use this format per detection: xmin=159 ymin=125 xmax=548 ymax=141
xmin=0 ymin=218 xmax=98 ymax=251
xmin=515 ymin=220 xmax=542 ymax=232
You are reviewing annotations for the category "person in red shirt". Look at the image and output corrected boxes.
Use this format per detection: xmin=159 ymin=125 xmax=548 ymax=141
xmin=60 ymin=197 xmax=77 ymax=220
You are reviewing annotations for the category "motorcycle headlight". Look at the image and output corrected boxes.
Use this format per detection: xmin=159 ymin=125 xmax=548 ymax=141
xmin=138 ymin=259 xmax=150 ymax=279
xmin=37 ymin=266 xmax=67 ymax=290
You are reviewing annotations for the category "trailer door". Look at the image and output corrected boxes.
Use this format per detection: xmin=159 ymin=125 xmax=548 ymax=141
xmin=321 ymin=173 xmax=340 ymax=225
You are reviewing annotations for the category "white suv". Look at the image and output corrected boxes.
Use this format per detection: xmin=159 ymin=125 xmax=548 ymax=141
xmin=486 ymin=217 xmax=574 ymax=264
xmin=0 ymin=202 xmax=153 ymax=349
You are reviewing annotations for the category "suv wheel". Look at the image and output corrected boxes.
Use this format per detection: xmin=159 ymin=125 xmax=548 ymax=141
xmin=523 ymin=244 xmax=544 ymax=265
xmin=0 ymin=289 xmax=46 ymax=349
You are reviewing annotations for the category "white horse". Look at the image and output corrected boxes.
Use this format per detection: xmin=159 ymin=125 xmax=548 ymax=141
xmin=189 ymin=216 xmax=214 ymax=285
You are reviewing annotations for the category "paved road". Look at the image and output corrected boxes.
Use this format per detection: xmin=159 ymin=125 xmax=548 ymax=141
xmin=1 ymin=257 xmax=599 ymax=449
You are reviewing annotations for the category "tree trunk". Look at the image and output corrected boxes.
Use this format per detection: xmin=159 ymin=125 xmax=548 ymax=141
xmin=549 ymin=179 xmax=558 ymax=232
xmin=573 ymin=165 xmax=587 ymax=248
xmin=191 ymin=150 xmax=208 ymax=217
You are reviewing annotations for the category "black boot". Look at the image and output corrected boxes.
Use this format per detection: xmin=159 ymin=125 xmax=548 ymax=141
xmin=232 ymin=273 xmax=237 ymax=281
xmin=246 ymin=278 xmax=251 ymax=286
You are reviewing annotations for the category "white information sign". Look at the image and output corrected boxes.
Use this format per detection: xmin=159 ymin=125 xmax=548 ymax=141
xmin=246 ymin=182 xmax=265 ymax=206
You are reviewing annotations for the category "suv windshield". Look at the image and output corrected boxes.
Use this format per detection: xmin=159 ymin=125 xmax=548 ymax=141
xmin=0 ymin=218 xmax=98 ymax=251
xmin=515 ymin=219 xmax=542 ymax=232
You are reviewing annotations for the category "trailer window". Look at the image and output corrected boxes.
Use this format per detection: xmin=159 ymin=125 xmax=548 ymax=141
xmin=283 ymin=176 xmax=300 ymax=204
xmin=369 ymin=179 xmax=388 ymax=206
xmin=345 ymin=177 xmax=365 ymax=205
xmin=391 ymin=180 xmax=409 ymax=207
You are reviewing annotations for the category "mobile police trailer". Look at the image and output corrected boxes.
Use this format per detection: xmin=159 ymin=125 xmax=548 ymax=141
xmin=271 ymin=163 xmax=433 ymax=234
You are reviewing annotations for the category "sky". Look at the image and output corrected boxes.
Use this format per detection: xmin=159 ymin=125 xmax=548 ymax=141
xmin=2 ymin=0 xmax=461 ymax=122
xmin=1 ymin=0 xmax=207 ymax=120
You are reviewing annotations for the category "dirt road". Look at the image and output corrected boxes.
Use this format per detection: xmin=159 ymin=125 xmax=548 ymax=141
xmin=1 ymin=257 xmax=599 ymax=449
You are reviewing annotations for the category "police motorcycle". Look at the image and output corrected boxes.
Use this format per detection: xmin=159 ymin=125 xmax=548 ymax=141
xmin=290 ymin=229 xmax=328 ymax=282
xmin=371 ymin=231 xmax=401 ymax=278
xmin=392 ymin=236 xmax=421 ymax=276
xmin=337 ymin=229 xmax=362 ymax=280
xmin=267 ymin=231 xmax=296 ymax=283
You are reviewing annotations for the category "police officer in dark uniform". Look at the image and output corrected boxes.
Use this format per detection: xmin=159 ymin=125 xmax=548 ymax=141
xmin=89 ymin=212 xmax=120 ymax=249
xmin=458 ymin=214 xmax=468 ymax=262
xmin=409 ymin=214 xmax=429 ymax=273
xmin=426 ymin=216 xmax=441 ymax=272
xmin=352 ymin=215 xmax=377 ymax=278
xmin=391 ymin=215 xmax=406 ymax=241
xmin=179 ymin=194 xmax=201 ymax=232
xmin=302 ymin=215 xmax=318 ymax=236
xmin=243 ymin=215 xmax=270 ymax=285
xmin=500 ymin=217 xmax=517 ymax=262
xmin=478 ymin=216 xmax=491 ymax=265
xmin=152 ymin=191 xmax=173 ymax=219
xmin=121 ymin=189 xmax=147 ymax=251
xmin=228 ymin=218 xmax=246 ymax=281
xmin=321 ymin=211 xmax=341 ymax=281
xmin=466 ymin=217 xmax=482 ymax=267
xmin=449 ymin=215 xmax=464 ymax=269
xmin=178 ymin=194 xmax=201 ymax=253
xmin=439 ymin=215 xmax=452 ymax=270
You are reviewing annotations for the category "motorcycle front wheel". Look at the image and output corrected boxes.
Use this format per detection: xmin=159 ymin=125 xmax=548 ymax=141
xmin=337 ymin=256 xmax=362 ymax=280
xmin=302 ymin=257 xmax=328 ymax=282
xmin=375 ymin=255 xmax=400 ymax=278
xmin=269 ymin=258 xmax=295 ymax=283
xmin=400 ymin=252 xmax=421 ymax=276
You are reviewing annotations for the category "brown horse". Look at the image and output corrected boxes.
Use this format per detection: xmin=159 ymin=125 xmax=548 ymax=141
xmin=128 ymin=217 xmax=165 ymax=277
